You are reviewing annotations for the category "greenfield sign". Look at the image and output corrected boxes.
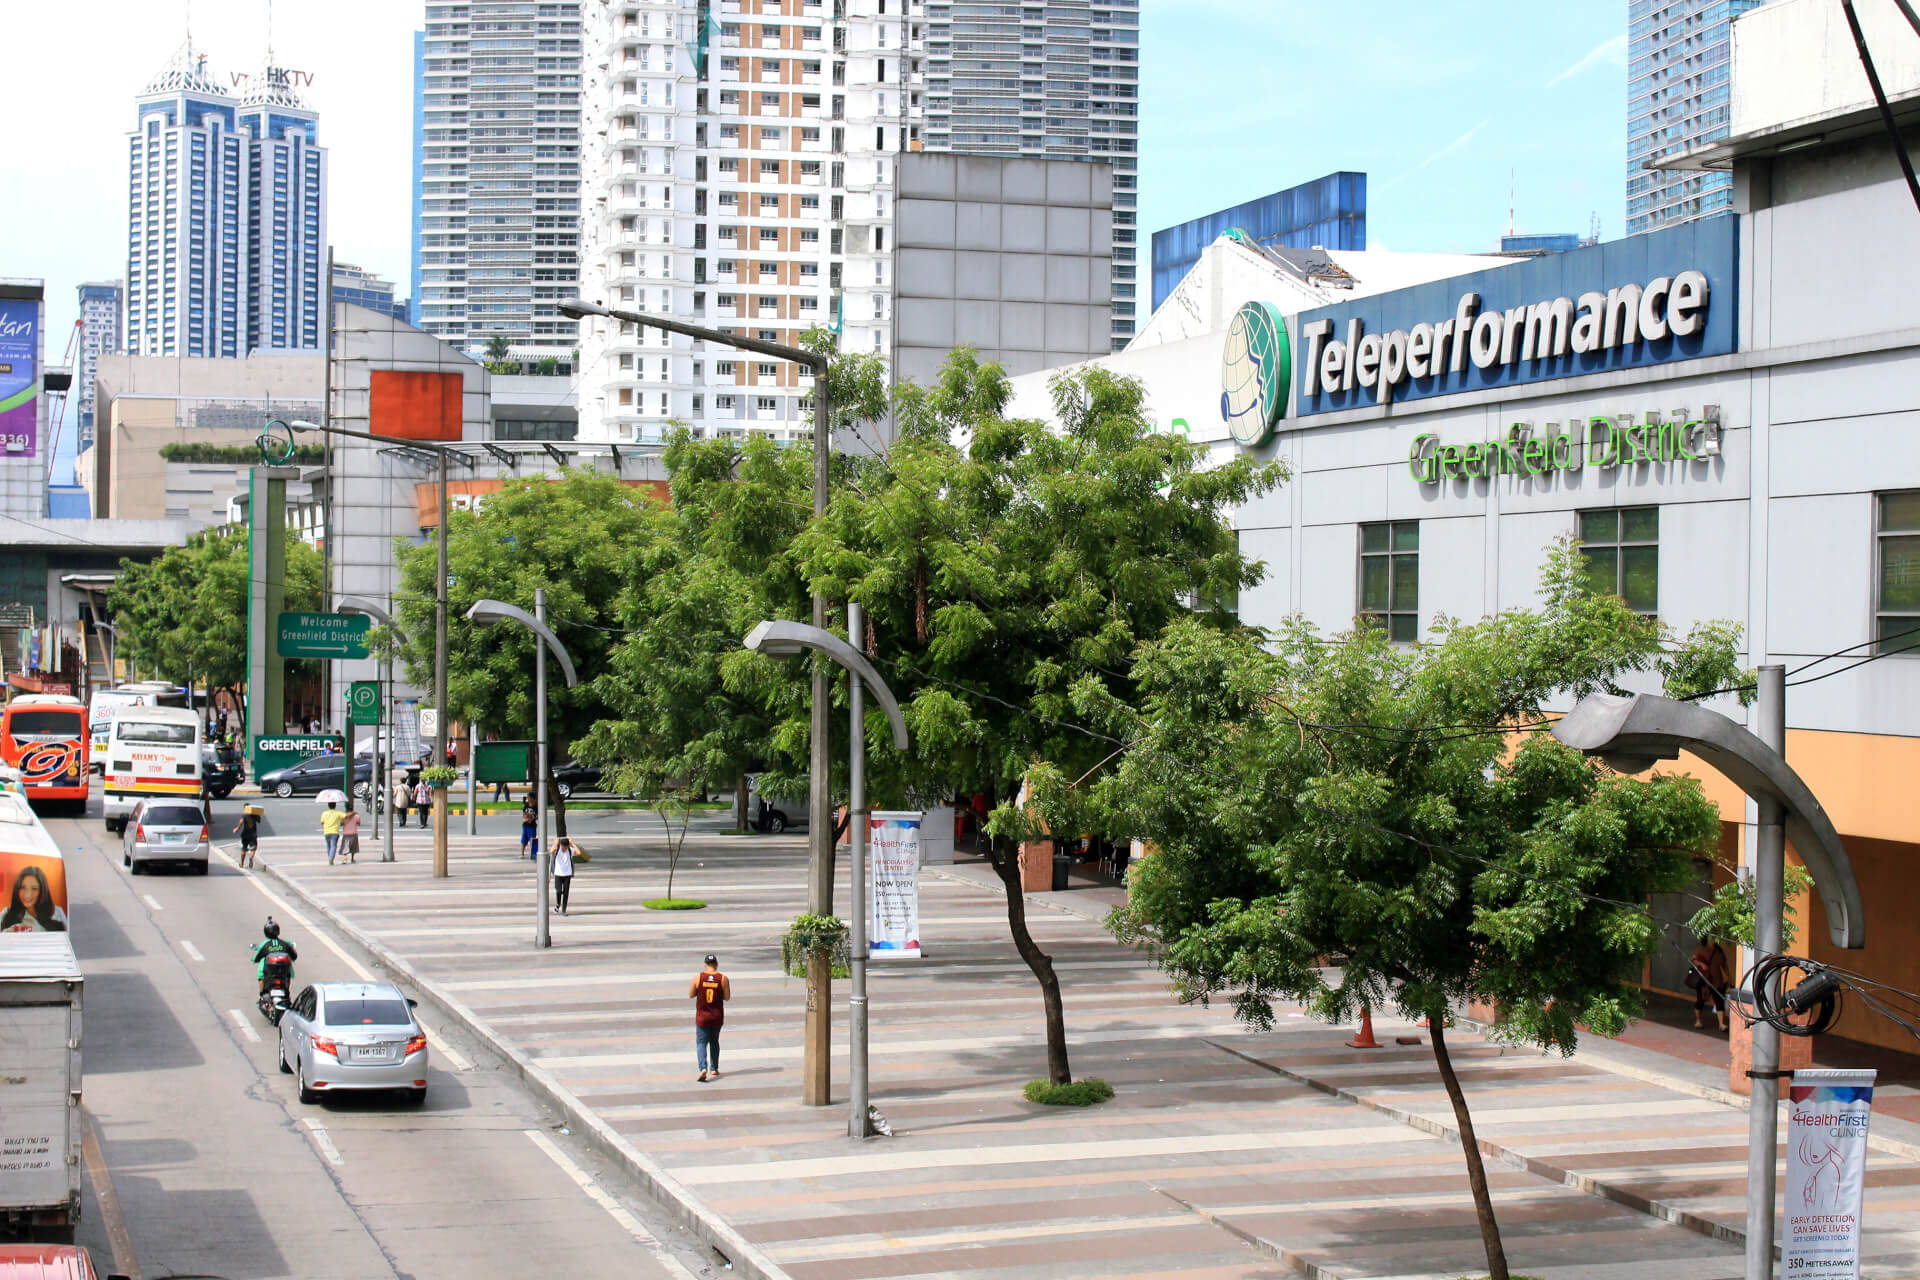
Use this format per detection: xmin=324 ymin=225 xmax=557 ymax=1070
xmin=1409 ymin=407 xmax=1724 ymax=486
xmin=253 ymin=734 xmax=343 ymax=777
xmin=277 ymin=611 xmax=370 ymax=659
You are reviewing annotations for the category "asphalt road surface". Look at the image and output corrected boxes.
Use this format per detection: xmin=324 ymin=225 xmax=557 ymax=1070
xmin=53 ymin=788 xmax=718 ymax=1280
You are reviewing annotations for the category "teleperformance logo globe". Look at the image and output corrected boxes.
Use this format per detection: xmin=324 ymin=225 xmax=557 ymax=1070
xmin=1220 ymin=302 xmax=1291 ymax=447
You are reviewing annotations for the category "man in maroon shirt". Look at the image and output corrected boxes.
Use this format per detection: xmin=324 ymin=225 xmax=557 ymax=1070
xmin=690 ymin=954 xmax=731 ymax=1082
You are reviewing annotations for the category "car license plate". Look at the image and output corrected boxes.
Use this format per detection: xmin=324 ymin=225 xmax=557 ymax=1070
xmin=163 ymin=833 xmax=187 ymax=844
xmin=351 ymin=1046 xmax=386 ymax=1062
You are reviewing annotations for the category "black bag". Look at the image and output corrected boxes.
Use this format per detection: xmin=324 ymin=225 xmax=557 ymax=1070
xmin=1684 ymin=969 xmax=1704 ymax=991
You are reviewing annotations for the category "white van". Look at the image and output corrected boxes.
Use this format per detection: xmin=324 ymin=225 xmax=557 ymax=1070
xmin=87 ymin=687 xmax=156 ymax=772
xmin=746 ymin=774 xmax=811 ymax=833
xmin=103 ymin=705 xmax=202 ymax=833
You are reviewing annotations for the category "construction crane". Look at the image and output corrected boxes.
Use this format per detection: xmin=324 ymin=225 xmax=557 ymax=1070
xmin=42 ymin=318 xmax=82 ymax=490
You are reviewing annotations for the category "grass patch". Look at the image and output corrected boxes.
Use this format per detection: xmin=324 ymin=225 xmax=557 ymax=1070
xmin=1022 ymin=1077 xmax=1114 ymax=1107
xmin=644 ymin=898 xmax=707 ymax=910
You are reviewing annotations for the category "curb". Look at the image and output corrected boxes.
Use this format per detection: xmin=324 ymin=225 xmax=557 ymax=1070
xmin=1207 ymin=1038 xmax=1752 ymax=1253
xmin=250 ymin=853 xmax=792 ymax=1280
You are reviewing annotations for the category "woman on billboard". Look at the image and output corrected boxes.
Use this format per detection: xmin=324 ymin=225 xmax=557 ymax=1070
xmin=1 ymin=864 xmax=68 ymax=932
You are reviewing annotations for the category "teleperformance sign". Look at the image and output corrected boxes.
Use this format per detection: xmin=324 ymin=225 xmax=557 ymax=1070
xmin=1295 ymin=215 xmax=1737 ymax=416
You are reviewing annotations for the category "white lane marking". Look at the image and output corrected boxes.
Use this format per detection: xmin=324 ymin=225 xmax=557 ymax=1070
xmin=302 ymin=1118 xmax=344 ymax=1166
xmin=524 ymin=1129 xmax=697 ymax=1280
xmin=215 ymin=843 xmax=471 ymax=1071
xmin=142 ymin=893 xmax=163 ymax=911
xmin=179 ymin=939 xmax=205 ymax=963
xmin=227 ymin=1009 xmax=262 ymax=1043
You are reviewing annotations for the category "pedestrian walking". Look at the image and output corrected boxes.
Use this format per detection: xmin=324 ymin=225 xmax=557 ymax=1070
xmin=341 ymin=807 xmax=362 ymax=864
xmin=232 ymin=809 xmax=260 ymax=868
xmin=414 ymin=777 xmax=434 ymax=829
xmin=392 ymin=763 xmax=413 ymax=827
xmin=550 ymin=836 xmax=578 ymax=914
xmin=689 ymin=954 xmax=730 ymax=1082
xmin=492 ymin=777 xmax=511 ymax=802
xmin=1688 ymin=937 xmax=1731 ymax=1031
xmin=321 ymin=801 xmax=345 ymax=865
xmin=520 ymin=796 xmax=538 ymax=860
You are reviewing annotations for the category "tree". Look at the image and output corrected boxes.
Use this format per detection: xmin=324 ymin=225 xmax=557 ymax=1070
xmin=481 ymin=334 xmax=521 ymax=375
xmin=793 ymin=352 xmax=1281 ymax=1085
xmin=1097 ymin=542 xmax=1751 ymax=1280
xmin=392 ymin=471 xmax=659 ymax=835
xmin=531 ymin=356 xmax=560 ymax=377
xmin=107 ymin=526 xmax=324 ymax=712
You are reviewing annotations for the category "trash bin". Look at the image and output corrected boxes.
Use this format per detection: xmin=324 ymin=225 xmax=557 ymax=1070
xmin=1051 ymin=839 xmax=1072 ymax=891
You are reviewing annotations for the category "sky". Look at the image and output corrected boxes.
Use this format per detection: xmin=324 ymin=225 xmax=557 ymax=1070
xmin=1 ymin=1 xmax=1628 ymax=483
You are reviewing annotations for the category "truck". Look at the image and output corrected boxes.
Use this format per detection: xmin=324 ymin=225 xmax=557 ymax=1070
xmin=0 ymin=933 xmax=83 ymax=1241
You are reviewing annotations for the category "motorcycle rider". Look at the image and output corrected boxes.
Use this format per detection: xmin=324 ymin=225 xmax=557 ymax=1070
xmin=252 ymin=917 xmax=298 ymax=994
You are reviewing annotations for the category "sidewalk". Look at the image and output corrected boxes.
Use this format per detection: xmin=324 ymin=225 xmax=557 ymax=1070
xmin=245 ymin=829 xmax=1920 ymax=1280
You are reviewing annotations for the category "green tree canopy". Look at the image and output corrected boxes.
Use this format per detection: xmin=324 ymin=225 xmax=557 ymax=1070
xmin=1097 ymin=542 xmax=1751 ymax=1280
xmin=107 ymin=525 xmax=323 ymax=699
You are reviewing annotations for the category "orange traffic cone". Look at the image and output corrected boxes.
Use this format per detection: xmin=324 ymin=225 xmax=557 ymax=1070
xmin=1347 ymin=1004 xmax=1383 ymax=1049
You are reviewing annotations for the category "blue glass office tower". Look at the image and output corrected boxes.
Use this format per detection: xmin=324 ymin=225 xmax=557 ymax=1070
xmin=1626 ymin=0 xmax=1768 ymax=235
xmin=1150 ymin=172 xmax=1366 ymax=312
xmin=126 ymin=43 xmax=327 ymax=356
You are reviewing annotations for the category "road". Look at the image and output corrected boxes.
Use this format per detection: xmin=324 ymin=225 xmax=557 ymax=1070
xmin=54 ymin=790 xmax=718 ymax=1280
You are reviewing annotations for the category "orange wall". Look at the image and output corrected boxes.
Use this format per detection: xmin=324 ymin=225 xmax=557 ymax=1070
xmin=371 ymin=370 xmax=463 ymax=441
xmin=1806 ymin=833 xmax=1920 ymax=1054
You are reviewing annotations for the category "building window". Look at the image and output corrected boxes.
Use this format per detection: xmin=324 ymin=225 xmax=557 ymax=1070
xmin=1359 ymin=521 xmax=1419 ymax=642
xmin=1578 ymin=507 xmax=1658 ymax=616
xmin=756 ymin=396 xmax=777 ymax=412
xmin=1877 ymin=491 xmax=1920 ymax=653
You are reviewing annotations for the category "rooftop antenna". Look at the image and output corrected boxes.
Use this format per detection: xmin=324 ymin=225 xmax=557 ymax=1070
xmin=266 ymin=0 xmax=274 ymax=65
xmin=1508 ymin=169 xmax=1516 ymax=238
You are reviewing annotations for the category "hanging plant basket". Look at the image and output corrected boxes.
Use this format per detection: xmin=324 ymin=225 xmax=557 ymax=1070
xmin=781 ymin=913 xmax=851 ymax=981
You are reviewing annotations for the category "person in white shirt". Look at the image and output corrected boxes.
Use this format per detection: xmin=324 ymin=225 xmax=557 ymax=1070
xmin=550 ymin=837 xmax=578 ymax=914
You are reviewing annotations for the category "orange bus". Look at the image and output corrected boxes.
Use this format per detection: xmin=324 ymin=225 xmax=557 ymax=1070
xmin=1 ymin=696 xmax=90 ymax=815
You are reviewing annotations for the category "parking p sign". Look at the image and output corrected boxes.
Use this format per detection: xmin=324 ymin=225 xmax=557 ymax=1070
xmin=348 ymin=681 xmax=381 ymax=725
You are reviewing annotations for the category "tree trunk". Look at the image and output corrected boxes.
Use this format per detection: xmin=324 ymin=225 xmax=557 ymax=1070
xmin=988 ymin=836 xmax=1072 ymax=1085
xmin=734 ymin=769 xmax=748 ymax=833
xmin=1429 ymin=1018 xmax=1508 ymax=1280
xmin=547 ymin=772 xmax=569 ymax=840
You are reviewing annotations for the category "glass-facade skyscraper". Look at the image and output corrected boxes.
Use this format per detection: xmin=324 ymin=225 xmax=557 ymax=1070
xmin=412 ymin=2 xmax=585 ymax=363
xmin=75 ymin=281 xmax=122 ymax=453
xmin=126 ymin=43 xmax=327 ymax=356
xmin=924 ymin=0 xmax=1140 ymax=348
xmin=1626 ymin=0 xmax=1767 ymax=236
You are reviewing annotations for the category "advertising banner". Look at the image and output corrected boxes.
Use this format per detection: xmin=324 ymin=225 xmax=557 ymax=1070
xmin=0 ymin=299 xmax=36 ymax=458
xmin=1785 ymin=1068 xmax=1877 ymax=1279
xmin=868 ymin=810 xmax=923 ymax=959
xmin=252 ymin=734 xmax=344 ymax=779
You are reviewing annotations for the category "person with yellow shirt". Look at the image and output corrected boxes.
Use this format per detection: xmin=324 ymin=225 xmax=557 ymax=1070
xmin=321 ymin=801 xmax=346 ymax=865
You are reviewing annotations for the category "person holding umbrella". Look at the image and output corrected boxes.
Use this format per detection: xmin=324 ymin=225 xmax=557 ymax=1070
xmin=318 ymin=790 xmax=347 ymax=865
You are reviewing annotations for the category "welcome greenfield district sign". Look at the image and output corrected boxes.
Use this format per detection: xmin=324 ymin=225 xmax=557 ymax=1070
xmin=1296 ymin=215 xmax=1736 ymax=416
xmin=277 ymin=611 xmax=370 ymax=660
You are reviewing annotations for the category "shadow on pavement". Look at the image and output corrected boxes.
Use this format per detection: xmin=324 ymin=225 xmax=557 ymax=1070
xmin=83 ymin=971 xmax=205 ymax=1074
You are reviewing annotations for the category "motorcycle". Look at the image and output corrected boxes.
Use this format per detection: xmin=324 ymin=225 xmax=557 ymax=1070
xmin=258 ymin=949 xmax=295 ymax=1025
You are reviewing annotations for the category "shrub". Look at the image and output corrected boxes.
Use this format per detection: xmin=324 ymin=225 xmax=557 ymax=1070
xmin=644 ymin=898 xmax=707 ymax=910
xmin=1022 ymin=1077 xmax=1113 ymax=1107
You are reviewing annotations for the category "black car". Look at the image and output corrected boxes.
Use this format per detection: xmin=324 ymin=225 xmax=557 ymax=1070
xmin=201 ymin=746 xmax=244 ymax=799
xmin=551 ymin=760 xmax=603 ymax=799
xmin=258 ymin=753 xmax=375 ymax=799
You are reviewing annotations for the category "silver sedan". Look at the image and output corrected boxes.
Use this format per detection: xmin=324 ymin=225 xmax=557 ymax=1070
xmin=278 ymin=981 xmax=429 ymax=1105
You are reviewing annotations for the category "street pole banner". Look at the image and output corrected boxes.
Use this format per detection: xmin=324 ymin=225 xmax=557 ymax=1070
xmin=868 ymin=810 xmax=922 ymax=959
xmin=1785 ymin=1067 xmax=1877 ymax=1279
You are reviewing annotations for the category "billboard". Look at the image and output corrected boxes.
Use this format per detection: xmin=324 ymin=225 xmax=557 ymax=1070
xmin=0 ymin=299 xmax=37 ymax=459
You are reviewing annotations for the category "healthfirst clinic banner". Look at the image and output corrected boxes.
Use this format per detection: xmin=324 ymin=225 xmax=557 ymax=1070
xmin=0 ymin=299 xmax=38 ymax=457
xmin=1785 ymin=1068 xmax=1878 ymax=1279
xmin=868 ymin=811 xmax=923 ymax=959
xmin=1293 ymin=214 xmax=1737 ymax=416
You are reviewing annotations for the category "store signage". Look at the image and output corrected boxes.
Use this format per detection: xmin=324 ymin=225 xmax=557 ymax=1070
xmin=1784 ymin=1068 xmax=1876 ymax=1279
xmin=1409 ymin=407 xmax=1723 ymax=485
xmin=0 ymin=300 xmax=38 ymax=459
xmin=1294 ymin=215 xmax=1738 ymax=417
xmin=1218 ymin=302 xmax=1290 ymax=447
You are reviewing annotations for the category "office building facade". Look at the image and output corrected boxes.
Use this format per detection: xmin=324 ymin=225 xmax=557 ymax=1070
xmin=331 ymin=261 xmax=408 ymax=321
xmin=76 ymin=281 xmax=124 ymax=453
xmin=1626 ymin=0 xmax=1767 ymax=235
xmin=126 ymin=43 xmax=327 ymax=357
xmin=1150 ymin=171 xmax=1366 ymax=312
xmin=412 ymin=2 xmax=585 ymax=362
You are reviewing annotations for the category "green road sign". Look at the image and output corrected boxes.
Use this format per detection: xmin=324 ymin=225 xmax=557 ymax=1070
xmin=348 ymin=680 xmax=381 ymax=725
xmin=277 ymin=611 xmax=371 ymax=660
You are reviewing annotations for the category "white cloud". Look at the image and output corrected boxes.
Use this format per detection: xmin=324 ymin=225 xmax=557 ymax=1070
xmin=1546 ymin=33 xmax=1628 ymax=88
xmin=1381 ymin=119 xmax=1491 ymax=189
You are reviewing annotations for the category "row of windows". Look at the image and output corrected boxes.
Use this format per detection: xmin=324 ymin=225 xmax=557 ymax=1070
xmin=1353 ymin=495 xmax=1920 ymax=655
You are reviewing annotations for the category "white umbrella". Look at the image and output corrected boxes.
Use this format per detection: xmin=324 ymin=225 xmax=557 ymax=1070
xmin=314 ymin=789 xmax=348 ymax=805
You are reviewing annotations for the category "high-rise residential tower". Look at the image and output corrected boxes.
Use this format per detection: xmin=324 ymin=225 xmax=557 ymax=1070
xmin=412 ymin=2 xmax=585 ymax=363
xmin=922 ymin=0 xmax=1140 ymax=348
xmin=75 ymin=281 xmax=123 ymax=453
xmin=125 ymin=43 xmax=327 ymax=356
xmin=1626 ymin=0 xmax=1767 ymax=235
xmin=577 ymin=0 xmax=1130 ymax=443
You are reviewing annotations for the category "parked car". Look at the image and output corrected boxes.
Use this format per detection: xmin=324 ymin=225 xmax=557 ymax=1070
xmin=551 ymin=760 xmax=603 ymax=799
xmin=122 ymin=799 xmax=210 ymax=874
xmin=278 ymin=981 xmax=429 ymax=1105
xmin=201 ymin=746 xmax=243 ymax=799
xmin=747 ymin=773 xmax=810 ymax=833
xmin=257 ymin=753 xmax=374 ymax=799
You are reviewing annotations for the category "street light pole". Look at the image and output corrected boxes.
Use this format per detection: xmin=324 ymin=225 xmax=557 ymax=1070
xmin=434 ymin=448 xmax=451 ymax=878
xmin=1746 ymin=663 xmax=1787 ymax=1280
xmin=336 ymin=596 xmax=402 ymax=863
xmin=557 ymin=297 xmax=838 ymax=1105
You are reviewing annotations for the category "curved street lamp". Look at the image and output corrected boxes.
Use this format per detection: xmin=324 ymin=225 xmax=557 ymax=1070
xmin=468 ymin=592 xmax=578 ymax=948
xmin=745 ymin=608 xmax=909 ymax=1139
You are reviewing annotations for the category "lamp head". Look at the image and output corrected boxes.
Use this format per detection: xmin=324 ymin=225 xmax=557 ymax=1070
xmin=557 ymin=299 xmax=606 ymax=321
xmin=744 ymin=620 xmax=806 ymax=658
